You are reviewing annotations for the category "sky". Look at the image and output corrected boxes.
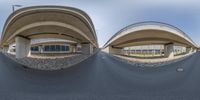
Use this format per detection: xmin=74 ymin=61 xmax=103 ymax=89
xmin=0 ymin=0 xmax=200 ymax=47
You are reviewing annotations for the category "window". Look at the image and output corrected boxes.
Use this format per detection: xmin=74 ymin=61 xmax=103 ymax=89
xmin=43 ymin=45 xmax=69 ymax=52
xmin=61 ymin=46 xmax=65 ymax=51
xmin=50 ymin=45 xmax=55 ymax=51
xmin=56 ymin=45 xmax=60 ymax=51
xmin=31 ymin=46 xmax=39 ymax=51
xmin=44 ymin=45 xmax=50 ymax=51
xmin=65 ymin=46 xmax=69 ymax=51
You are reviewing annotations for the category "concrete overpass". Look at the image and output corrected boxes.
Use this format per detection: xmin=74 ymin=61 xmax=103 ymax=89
xmin=0 ymin=6 xmax=98 ymax=58
xmin=103 ymin=21 xmax=198 ymax=58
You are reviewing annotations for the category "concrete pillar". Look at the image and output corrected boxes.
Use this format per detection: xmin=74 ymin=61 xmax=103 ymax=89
xmin=164 ymin=43 xmax=174 ymax=58
xmin=7 ymin=45 xmax=11 ymax=54
xmin=192 ymin=48 xmax=197 ymax=53
xmin=39 ymin=45 xmax=43 ymax=53
xmin=186 ymin=47 xmax=193 ymax=54
xmin=81 ymin=43 xmax=93 ymax=55
xmin=15 ymin=36 xmax=31 ymax=58
xmin=93 ymin=46 xmax=97 ymax=53
xmin=76 ymin=44 xmax=81 ymax=52
xmin=70 ymin=45 xmax=76 ymax=53
xmin=2 ymin=45 xmax=9 ymax=53
xmin=72 ymin=46 xmax=76 ymax=53
xmin=105 ymin=46 xmax=122 ymax=55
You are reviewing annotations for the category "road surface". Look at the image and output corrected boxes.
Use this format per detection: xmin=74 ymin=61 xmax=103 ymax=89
xmin=0 ymin=51 xmax=200 ymax=100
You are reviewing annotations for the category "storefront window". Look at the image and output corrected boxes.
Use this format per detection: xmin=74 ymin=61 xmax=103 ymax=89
xmin=31 ymin=46 xmax=39 ymax=51
xmin=43 ymin=45 xmax=69 ymax=52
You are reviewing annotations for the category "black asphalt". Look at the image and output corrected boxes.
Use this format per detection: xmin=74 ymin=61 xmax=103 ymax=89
xmin=0 ymin=51 xmax=200 ymax=100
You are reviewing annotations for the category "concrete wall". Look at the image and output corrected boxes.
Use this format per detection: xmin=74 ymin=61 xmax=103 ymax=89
xmin=15 ymin=36 xmax=31 ymax=58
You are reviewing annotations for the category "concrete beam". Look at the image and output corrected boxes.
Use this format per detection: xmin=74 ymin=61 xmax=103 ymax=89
xmin=15 ymin=36 xmax=31 ymax=58
xmin=164 ymin=43 xmax=174 ymax=58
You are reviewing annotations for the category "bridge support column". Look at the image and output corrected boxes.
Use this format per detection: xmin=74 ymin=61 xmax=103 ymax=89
xmin=192 ymin=48 xmax=197 ymax=53
xmin=71 ymin=45 xmax=76 ymax=53
xmin=105 ymin=46 xmax=122 ymax=55
xmin=186 ymin=47 xmax=193 ymax=54
xmin=93 ymin=46 xmax=97 ymax=53
xmin=74 ymin=46 xmax=77 ymax=53
xmin=39 ymin=45 xmax=44 ymax=53
xmin=2 ymin=45 xmax=9 ymax=53
xmin=15 ymin=36 xmax=31 ymax=58
xmin=81 ymin=43 xmax=93 ymax=55
xmin=164 ymin=43 xmax=174 ymax=58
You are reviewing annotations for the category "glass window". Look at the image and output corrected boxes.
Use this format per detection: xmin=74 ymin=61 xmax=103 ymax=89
xmin=43 ymin=45 xmax=70 ymax=52
xmin=65 ymin=46 xmax=69 ymax=51
xmin=31 ymin=47 xmax=34 ymax=51
xmin=50 ymin=45 xmax=55 ymax=51
xmin=31 ymin=46 xmax=39 ymax=51
xmin=44 ymin=45 xmax=49 ymax=51
xmin=56 ymin=45 xmax=60 ymax=51
xmin=61 ymin=46 xmax=65 ymax=51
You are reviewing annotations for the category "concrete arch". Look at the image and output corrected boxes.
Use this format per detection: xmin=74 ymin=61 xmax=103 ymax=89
xmin=1 ymin=6 xmax=97 ymax=47
xmin=103 ymin=21 xmax=198 ymax=58
xmin=1 ymin=6 xmax=98 ymax=58
xmin=7 ymin=21 xmax=91 ymax=44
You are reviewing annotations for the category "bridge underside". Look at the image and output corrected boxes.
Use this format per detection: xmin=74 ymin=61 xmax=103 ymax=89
xmin=1 ymin=6 xmax=98 ymax=58
xmin=104 ymin=30 xmax=197 ymax=58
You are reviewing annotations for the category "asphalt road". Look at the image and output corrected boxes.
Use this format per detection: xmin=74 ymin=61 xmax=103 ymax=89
xmin=0 ymin=51 xmax=200 ymax=100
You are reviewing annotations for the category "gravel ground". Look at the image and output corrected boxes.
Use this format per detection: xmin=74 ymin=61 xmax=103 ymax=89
xmin=111 ymin=53 xmax=195 ymax=67
xmin=3 ymin=53 xmax=90 ymax=70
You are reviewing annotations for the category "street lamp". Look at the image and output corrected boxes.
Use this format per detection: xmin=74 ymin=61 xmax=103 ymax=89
xmin=12 ymin=5 xmax=22 ymax=12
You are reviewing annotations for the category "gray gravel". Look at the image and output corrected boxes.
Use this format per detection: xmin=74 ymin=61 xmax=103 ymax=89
xmin=112 ymin=54 xmax=194 ymax=68
xmin=3 ymin=53 xmax=90 ymax=70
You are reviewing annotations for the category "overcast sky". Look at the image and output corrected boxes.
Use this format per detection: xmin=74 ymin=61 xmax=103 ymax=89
xmin=0 ymin=0 xmax=200 ymax=47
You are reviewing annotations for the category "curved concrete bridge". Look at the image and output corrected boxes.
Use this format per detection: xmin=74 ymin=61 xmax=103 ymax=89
xmin=103 ymin=21 xmax=198 ymax=58
xmin=1 ymin=6 xmax=98 ymax=58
